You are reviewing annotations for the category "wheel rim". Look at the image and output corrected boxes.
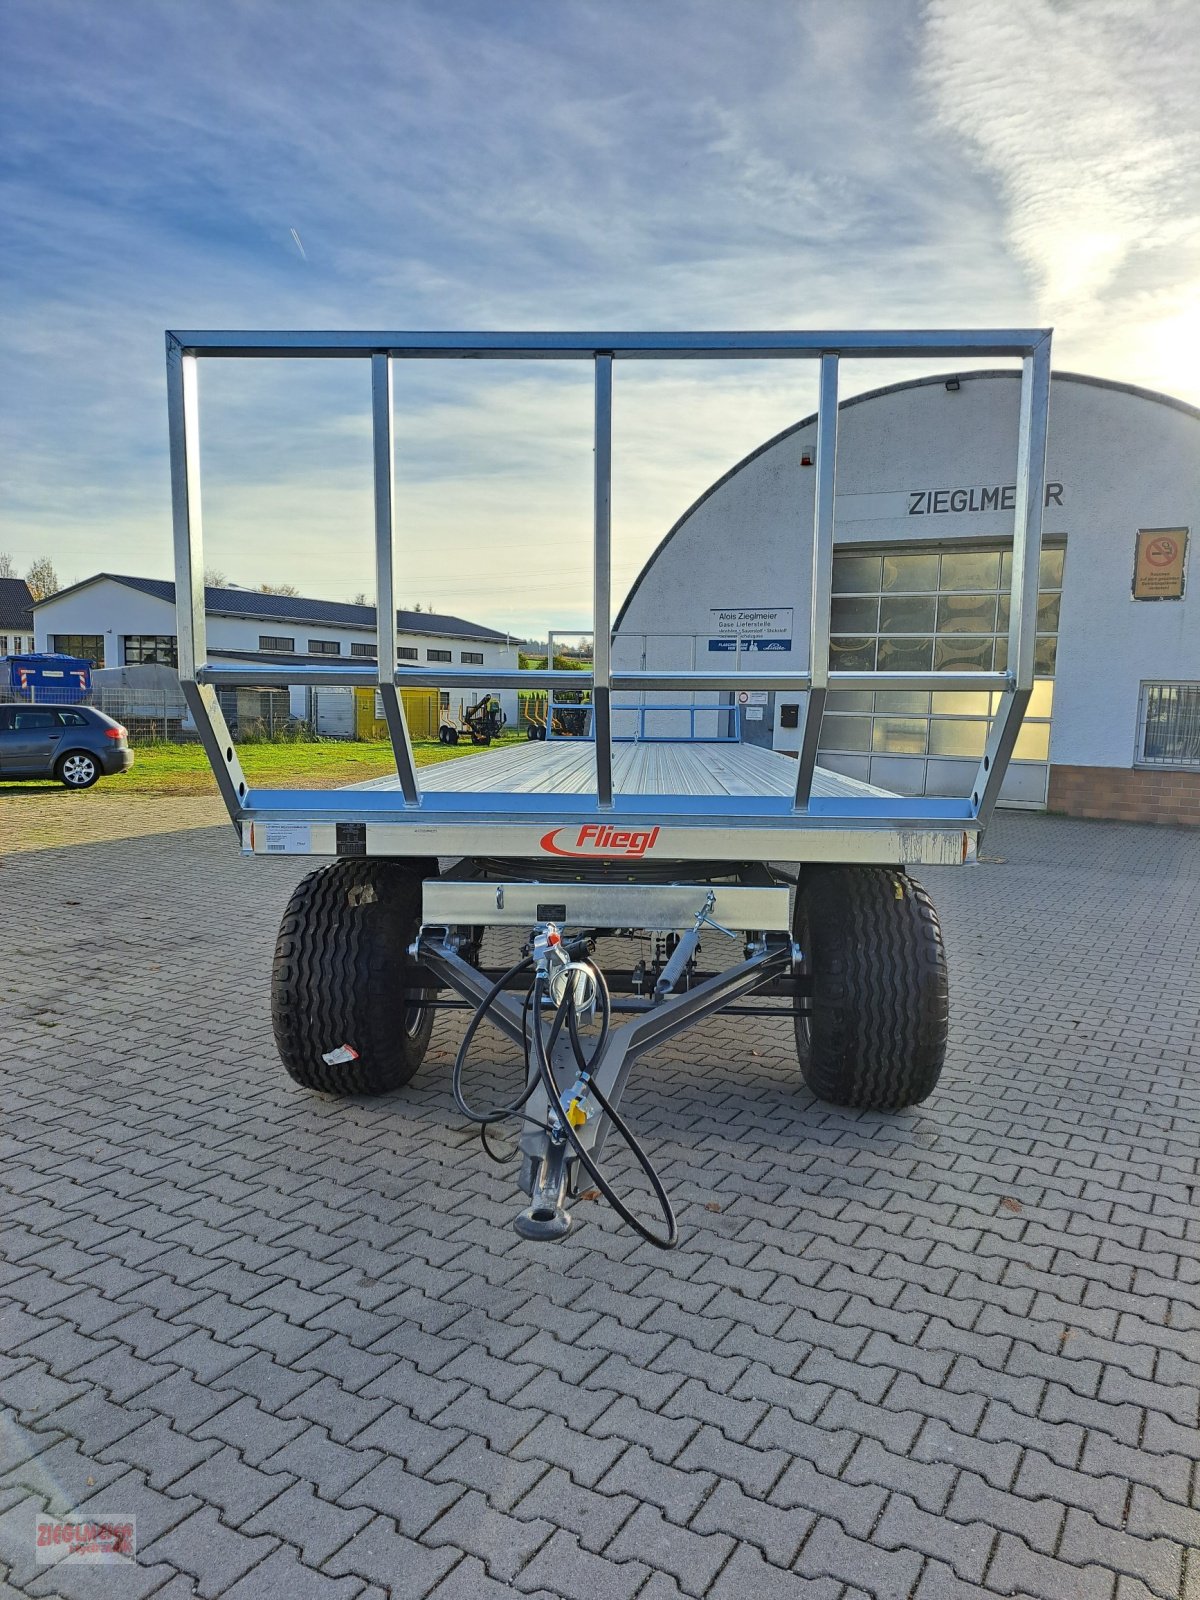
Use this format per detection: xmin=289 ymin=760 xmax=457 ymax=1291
xmin=402 ymin=994 xmax=428 ymax=1038
xmin=63 ymin=755 xmax=95 ymax=785
xmin=793 ymin=901 xmax=812 ymax=1057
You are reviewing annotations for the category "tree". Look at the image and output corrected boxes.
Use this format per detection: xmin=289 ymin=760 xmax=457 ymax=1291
xmin=0 ymin=552 xmax=16 ymax=578
xmin=25 ymin=557 xmax=60 ymax=600
xmin=259 ymin=582 xmax=300 ymax=596
xmin=204 ymin=566 xmax=228 ymax=588
xmin=351 ymin=591 xmax=372 ymax=606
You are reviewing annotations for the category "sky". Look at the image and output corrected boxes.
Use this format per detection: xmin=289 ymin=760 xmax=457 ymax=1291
xmin=1 ymin=0 xmax=1197 ymax=638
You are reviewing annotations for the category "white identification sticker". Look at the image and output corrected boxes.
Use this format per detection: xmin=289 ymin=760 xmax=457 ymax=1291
xmin=322 ymin=1044 xmax=360 ymax=1066
xmin=260 ymin=823 xmax=312 ymax=854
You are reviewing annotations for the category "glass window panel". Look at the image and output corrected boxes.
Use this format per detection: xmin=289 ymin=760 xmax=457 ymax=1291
xmin=938 ymin=593 xmax=998 ymax=633
xmin=872 ymin=717 xmax=929 ymax=754
xmin=1028 ymin=678 xmax=1054 ymax=718
xmin=873 ymin=691 xmax=930 ymax=715
xmin=876 ymin=636 xmax=934 ymax=672
xmin=825 ymin=690 xmax=874 ymax=713
xmin=994 ymin=637 xmax=1008 ymax=672
xmin=881 ymin=553 xmax=940 ymax=592
xmin=832 ymin=555 xmax=881 ymax=594
xmin=879 ymin=595 xmax=937 ymax=634
xmin=1013 ymin=721 xmax=1050 ymax=761
xmin=934 ymin=636 xmax=993 ymax=672
xmin=940 ymin=550 xmax=1000 ymax=590
xmin=831 ymin=595 xmax=880 ymax=634
xmin=1037 ymin=591 xmax=1061 ymax=631
xmin=829 ymin=636 xmax=877 ymax=671
xmin=1035 ymin=635 xmax=1057 ymax=675
xmin=1040 ymin=547 xmax=1065 ymax=587
xmin=929 ymin=719 xmax=988 ymax=757
xmin=997 ymin=593 xmax=1009 ymax=630
xmin=1001 ymin=550 xmax=1013 ymax=588
xmin=931 ymin=690 xmax=992 ymax=716
xmin=821 ymin=715 xmax=872 ymax=752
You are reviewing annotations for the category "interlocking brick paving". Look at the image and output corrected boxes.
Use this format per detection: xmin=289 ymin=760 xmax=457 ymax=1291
xmin=1 ymin=813 xmax=1198 ymax=1598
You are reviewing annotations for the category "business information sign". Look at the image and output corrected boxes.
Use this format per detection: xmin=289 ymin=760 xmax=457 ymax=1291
xmin=708 ymin=606 xmax=793 ymax=652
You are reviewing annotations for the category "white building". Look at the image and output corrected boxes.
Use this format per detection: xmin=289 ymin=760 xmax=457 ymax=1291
xmin=34 ymin=574 xmax=521 ymax=730
xmin=0 ymin=578 xmax=36 ymax=656
xmin=613 ymin=371 xmax=1199 ymax=826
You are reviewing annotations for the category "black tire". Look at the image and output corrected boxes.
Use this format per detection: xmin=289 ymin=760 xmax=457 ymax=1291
xmin=793 ymin=865 xmax=948 ymax=1110
xmin=57 ymin=750 xmax=100 ymax=789
xmin=272 ymin=858 xmax=438 ymax=1095
xmin=446 ymin=727 xmax=459 ymax=746
xmin=438 ymin=726 xmax=449 ymax=744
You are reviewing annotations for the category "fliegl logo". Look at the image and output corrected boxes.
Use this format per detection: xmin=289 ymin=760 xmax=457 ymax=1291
xmin=540 ymin=823 xmax=661 ymax=859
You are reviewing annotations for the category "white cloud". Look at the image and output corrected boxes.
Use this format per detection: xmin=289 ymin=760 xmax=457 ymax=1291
xmin=920 ymin=0 xmax=1200 ymax=395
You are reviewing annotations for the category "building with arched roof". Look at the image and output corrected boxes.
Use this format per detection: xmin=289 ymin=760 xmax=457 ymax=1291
xmin=613 ymin=371 xmax=1198 ymax=824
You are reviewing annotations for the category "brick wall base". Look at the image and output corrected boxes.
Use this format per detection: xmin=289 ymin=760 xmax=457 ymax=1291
xmin=1047 ymin=765 xmax=1200 ymax=826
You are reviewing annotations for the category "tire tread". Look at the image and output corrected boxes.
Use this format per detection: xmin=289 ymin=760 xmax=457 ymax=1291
xmin=794 ymin=865 xmax=948 ymax=1110
xmin=271 ymin=858 xmax=436 ymax=1095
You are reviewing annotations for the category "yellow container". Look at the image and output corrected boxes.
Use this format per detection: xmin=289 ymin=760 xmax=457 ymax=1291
xmin=354 ymin=687 xmax=439 ymax=740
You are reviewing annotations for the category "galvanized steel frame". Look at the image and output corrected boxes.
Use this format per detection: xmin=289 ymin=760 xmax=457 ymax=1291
xmin=166 ymin=326 xmax=1052 ymax=855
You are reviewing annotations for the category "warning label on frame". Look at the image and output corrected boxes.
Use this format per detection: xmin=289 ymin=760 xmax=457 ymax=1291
xmin=708 ymin=606 xmax=793 ymax=652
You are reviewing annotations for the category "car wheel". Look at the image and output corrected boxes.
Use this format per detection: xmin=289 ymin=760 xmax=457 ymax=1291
xmin=58 ymin=751 xmax=100 ymax=789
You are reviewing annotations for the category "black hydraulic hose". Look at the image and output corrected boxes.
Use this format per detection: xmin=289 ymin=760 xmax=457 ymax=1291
xmin=451 ymin=954 xmax=538 ymax=1127
xmin=532 ymin=970 xmax=678 ymax=1250
xmin=453 ymin=953 xmax=575 ymax=1165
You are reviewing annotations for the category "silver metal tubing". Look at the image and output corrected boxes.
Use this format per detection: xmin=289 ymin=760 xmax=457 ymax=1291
xmin=166 ymin=339 xmax=207 ymax=686
xmin=193 ymin=663 xmax=818 ymax=693
xmin=371 ymin=354 xmax=421 ymax=805
xmin=167 ymin=325 xmax=1053 ymax=837
xmin=167 ymin=336 xmax=249 ymax=826
xmin=794 ymin=353 xmax=839 ymax=808
xmin=593 ymin=355 xmax=614 ymax=807
xmin=169 ymin=330 xmax=1052 ymax=360
xmin=181 ymin=682 xmax=249 ymax=820
xmin=614 ymin=670 xmax=812 ymax=692
xmin=197 ymin=663 xmax=380 ymax=688
xmin=971 ymin=334 xmax=1051 ymax=825
xmin=830 ymin=670 xmax=1012 ymax=693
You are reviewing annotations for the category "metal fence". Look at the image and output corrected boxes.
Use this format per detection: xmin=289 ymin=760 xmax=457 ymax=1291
xmin=0 ymin=686 xmax=297 ymax=745
xmin=1137 ymin=681 xmax=1200 ymax=769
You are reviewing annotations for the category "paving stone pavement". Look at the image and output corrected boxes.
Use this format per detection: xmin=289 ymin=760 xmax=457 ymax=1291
xmin=1 ymin=812 xmax=1198 ymax=1599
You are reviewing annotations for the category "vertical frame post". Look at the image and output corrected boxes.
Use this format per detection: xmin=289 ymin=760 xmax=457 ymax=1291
xmin=371 ymin=353 xmax=421 ymax=806
xmin=165 ymin=334 xmax=247 ymax=823
xmin=970 ymin=334 xmax=1051 ymax=823
xmin=793 ymin=352 xmax=839 ymax=808
xmin=593 ymin=354 xmax=614 ymax=806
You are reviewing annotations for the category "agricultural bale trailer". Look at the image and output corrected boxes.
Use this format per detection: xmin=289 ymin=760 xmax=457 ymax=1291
xmin=166 ymin=326 xmax=1052 ymax=1247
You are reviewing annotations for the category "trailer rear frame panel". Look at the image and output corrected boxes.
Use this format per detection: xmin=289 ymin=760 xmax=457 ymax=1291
xmin=166 ymin=326 xmax=1052 ymax=858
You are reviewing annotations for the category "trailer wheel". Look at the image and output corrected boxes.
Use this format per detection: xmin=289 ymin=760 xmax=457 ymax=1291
xmin=792 ymin=866 xmax=948 ymax=1110
xmin=272 ymin=858 xmax=438 ymax=1096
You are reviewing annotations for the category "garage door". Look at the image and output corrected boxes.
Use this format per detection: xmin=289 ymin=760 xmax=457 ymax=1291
xmin=817 ymin=542 xmax=1063 ymax=806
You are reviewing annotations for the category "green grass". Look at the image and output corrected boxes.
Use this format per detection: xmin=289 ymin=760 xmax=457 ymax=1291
xmin=113 ymin=733 xmax=526 ymax=796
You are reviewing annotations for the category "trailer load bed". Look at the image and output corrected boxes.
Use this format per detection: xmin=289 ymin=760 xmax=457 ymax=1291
xmin=166 ymin=324 xmax=1052 ymax=1247
xmin=353 ymin=738 xmax=889 ymax=801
